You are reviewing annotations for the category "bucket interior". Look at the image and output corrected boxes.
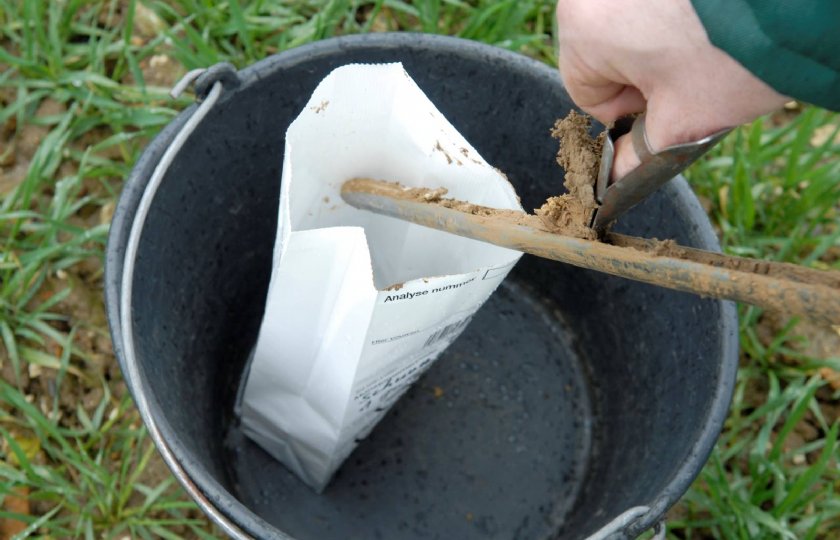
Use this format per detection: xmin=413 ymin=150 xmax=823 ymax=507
xmin=107 ymin=34 xmax=737 ymax=539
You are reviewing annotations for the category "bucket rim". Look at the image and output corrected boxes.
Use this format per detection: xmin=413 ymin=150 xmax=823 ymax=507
xmin=104 ymin=31 xmax=739 ymax=540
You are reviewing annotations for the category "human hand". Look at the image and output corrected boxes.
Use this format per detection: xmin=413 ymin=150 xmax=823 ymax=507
xmin=555 ymin=0 xmax=789 ymax=181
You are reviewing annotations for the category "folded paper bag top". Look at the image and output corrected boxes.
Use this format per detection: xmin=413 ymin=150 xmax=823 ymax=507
xmin=239 ymin=63 xmax=525 ymax=491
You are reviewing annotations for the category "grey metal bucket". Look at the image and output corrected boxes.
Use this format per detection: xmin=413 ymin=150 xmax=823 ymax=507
xmin=104 ymin=33 xmax=739 ymax=539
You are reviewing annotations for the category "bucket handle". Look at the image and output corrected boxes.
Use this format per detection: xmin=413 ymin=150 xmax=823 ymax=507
xmin=119 ymin=67 xmax=262 ymax=539
xmin=585 ymin=505 xmax=666 ymax=540
xmin=170 ymin=63 xmax=241 ymax=102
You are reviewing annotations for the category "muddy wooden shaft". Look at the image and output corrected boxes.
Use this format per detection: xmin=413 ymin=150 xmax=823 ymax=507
xmin=341 ymin=178 xmax=840 ymax=326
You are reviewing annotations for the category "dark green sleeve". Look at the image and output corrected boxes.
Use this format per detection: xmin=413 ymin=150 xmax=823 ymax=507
xmin=691 ymin=0 xmax=840 ymax=111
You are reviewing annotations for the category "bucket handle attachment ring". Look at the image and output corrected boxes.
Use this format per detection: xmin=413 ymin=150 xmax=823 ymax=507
xmin=169 ymin=68 xmax=207 ymax=99
xmin=651 ymin=520 xmax=667 ymax=539
xmin=169 ymin=63 xmax=242 ymax=102
xmin=585 ymin=505 xmax=666 ymax=540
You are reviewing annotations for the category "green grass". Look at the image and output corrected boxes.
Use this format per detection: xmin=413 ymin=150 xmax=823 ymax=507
xmin=677 ymin=104 xmax=840 ymax=539
xmin=0 ymin=380 xmax=215 ymax=539
xmin=0 ymin=1 xmax=837 ymax=538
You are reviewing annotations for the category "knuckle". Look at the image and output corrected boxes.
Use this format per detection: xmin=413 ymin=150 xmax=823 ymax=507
xmin=555 ymin=0 xmax=578 ymax=26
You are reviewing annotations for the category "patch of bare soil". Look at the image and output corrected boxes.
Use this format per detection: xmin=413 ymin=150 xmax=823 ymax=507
xmin=757 ymin=312 xmax=840 ymax=388
xmin=125 ymin=53 xmax=184 ymax=88
xmin=755 ymin=313 xmax=840 ymax=463
xmin=0 ymin=98 xmax=66 ymax=195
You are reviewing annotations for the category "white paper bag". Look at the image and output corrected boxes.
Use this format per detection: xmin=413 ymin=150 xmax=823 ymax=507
xmin=239 ymin=63 xmax=524 ymax=491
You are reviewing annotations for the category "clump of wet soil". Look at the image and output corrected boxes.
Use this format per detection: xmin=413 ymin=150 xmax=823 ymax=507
xmin=535 ymin=111 xmax=603 ymax=240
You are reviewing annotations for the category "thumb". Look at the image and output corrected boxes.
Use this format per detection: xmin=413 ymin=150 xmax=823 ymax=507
xmin=610 ymin=131 xmax=640 ymax=182
xmin=577 ymin=85 xmax=647 ymax=126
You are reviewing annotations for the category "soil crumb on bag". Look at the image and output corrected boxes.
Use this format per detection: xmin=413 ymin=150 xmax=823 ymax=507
xmin=535 ymin=111 xmax=603 ymax=240
xmin=342 ymin=111 xmax=605 ymax=240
